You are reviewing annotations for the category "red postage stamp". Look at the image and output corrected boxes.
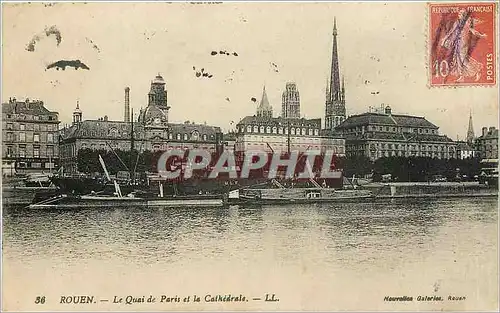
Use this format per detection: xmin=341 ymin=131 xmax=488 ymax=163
xmin=429 ymin=2 xmax=496 ymax=86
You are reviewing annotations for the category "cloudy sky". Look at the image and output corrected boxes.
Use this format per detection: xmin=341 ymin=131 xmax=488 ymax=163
xmin=2 ymin=2 xmax=498 ymax=139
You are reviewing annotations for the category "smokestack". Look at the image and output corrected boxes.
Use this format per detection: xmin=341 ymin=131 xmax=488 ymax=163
xmin=124 ymin=87 xmax=130 ymax=122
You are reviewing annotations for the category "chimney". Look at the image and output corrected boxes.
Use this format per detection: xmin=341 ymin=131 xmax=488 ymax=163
xmin=104 ymin=115 xmax=108 ymax=122
xmin=385 ymin=105 xmax=392 ymax=115
xmin=482 ymin=127 xmax=487 ymax=136
xmin=124 ymin=87 xmax=130 ymax=122
xmin=489 ymin=126 xmax=495 ymax=134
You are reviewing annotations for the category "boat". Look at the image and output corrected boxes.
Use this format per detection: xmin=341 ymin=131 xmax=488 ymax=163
xmin=28 ymin=193 xmax=227 ymax=209
xmin=228 ymin=148 xmax=372 ymax=205
xmin=231 ymin=179 xmax=373 ymax=205
xmin=29 ymin=154 xmax=229 ymax=209
xmin=23 ymin=173 xmax=54 ymax=187
xmin=2 ymin=173 xmax=58 ymax=206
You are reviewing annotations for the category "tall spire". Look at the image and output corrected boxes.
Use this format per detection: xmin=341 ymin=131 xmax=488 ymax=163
xmin=341 ymin=76 xmax=345 ymax=102
xmin=257 ymin=85 xmax=272 ymax=119
xmin=325 ymin=77 xmax=330 ymax=102
xmin=466 ymin=110 xmax=475 ymax=143
xmin=260 ymin=85 xmax=269 ymax=107
xmin=330 ymin=17 xmax=341 ymax=102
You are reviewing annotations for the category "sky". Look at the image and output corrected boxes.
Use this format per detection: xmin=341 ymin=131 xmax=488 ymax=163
xmin=2 ymin=2 xmax=498 ymax=140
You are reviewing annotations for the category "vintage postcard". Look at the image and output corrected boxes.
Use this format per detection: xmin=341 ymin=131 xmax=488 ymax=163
xmin=1 ymin=1 xmax=499 ymax=312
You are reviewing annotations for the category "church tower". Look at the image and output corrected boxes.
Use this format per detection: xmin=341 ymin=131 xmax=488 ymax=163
xmin=282 ymin=82 xmax=300 ymax=118
xmin=466 ymin=110 xmax=475 ymax=144
xmin=256 ymin=86 xmax=273 ymax=119
xmin=325 ymin=18 xmax=346 ymax=130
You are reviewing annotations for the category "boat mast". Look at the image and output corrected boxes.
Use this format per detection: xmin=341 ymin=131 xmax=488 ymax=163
xmin=130 ymin=108 xmax=135 ymax=183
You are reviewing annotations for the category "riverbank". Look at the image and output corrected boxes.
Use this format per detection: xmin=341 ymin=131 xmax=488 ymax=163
xmin=360 ymin=181 xmax=498 ymax=198
xmin=2 ymin=181 xmax=497 ymax=208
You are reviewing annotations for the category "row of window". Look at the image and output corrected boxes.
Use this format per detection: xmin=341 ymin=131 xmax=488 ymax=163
xmin=79 ymin=130 xmax=214 ymax=142
xmin=366 ymin=143 xmax=454 ymax=151
xmin=6 ymin=145 xmax=55 ymax=158
xmin=240 ymin=136 xmax=344 ymax=145
xmin=16 ymin=162 xmax=55 ymax=169
xmin=240 ymin=125 xmax=320 ymax=136
xmin=151 ymin=145 xmax=216 ymax=151
xmin=5 ymin=132 xmax=54 ymax=143
xmin=365 ymin=150 xmax=454 ymax=158
xmin=478 ymin=145 xmax=498 ymax=152
xmin=325 ymin=116 xmax=345 ymax=128
xmin=235 ymin=143 xmax=345 ymax=153
xmin=4 ymin=114 xmax=57 ymax=121
xmin=5 ymin=123 xmax=58 ymax=131
xmin=346 ymin=125 xmax=437 ymax=134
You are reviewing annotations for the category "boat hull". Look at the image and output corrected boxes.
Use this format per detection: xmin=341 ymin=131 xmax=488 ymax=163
xmin=28 ymin=194 xmax=226 ymax=209
xmin=233 ymin=194 xmax=374 ymax=205
xmin=234 ymin=187 xmax=374 ymax=205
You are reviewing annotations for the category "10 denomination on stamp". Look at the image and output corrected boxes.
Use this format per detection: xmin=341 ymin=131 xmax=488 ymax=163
xmin=429 ymin=2 xmax=496 ymax=86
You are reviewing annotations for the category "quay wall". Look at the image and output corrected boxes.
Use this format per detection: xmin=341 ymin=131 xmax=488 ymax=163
xmin=361 ymin=182 xmax=498 ymax=198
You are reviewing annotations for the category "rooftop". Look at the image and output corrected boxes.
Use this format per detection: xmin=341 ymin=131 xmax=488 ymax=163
xmin=2 ymin=99 xmax=58 ymax=116
xmin=238 ymin=115 xmax=321 ymax=127
xmin=336 ymin=112 xmax=438 ymax=129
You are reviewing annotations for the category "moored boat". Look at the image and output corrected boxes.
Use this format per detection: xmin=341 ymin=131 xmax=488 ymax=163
xmin=230 ymin=178 xmax=373 ymax=205
xmin=235 ymin=187 xmax=373 ymax=204
xmin=28 ymin=192 xmax=227 ymax=209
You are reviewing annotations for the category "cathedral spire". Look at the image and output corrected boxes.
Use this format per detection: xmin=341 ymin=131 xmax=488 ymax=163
xmin=341 ymin=76 xmax=345 ymax=102
xmin=466 ymin=109 xmax=475 ymax=143
xmin=325 ymin=77 xmax=330 ymax=102
xmin=330 ymin=17 xmax=341 ymax=102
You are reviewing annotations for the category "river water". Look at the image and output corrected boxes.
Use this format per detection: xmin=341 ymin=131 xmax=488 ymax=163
xmin=2 ymin=197 xmax=498 ymax=311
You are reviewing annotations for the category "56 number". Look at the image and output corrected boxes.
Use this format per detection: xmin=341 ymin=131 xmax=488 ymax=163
xmin=35 ymin=296 xmax=45 ymax=304
xmin=434 ymin=60 xmax=450 ymax=78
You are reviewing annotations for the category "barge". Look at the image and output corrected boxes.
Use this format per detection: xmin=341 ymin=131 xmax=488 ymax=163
xmin=28 ymin=193 xmax=226 ymax=209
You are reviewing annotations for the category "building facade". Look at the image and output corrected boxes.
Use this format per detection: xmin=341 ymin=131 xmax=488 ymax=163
xmin=223 ymin=131 xmax=237 ymax=154
xmin=324 ymin=18 xmax=346 ymax=130
xmin=59 ymin=74 xmax=222 ymax=173
xmin=235 ymin=87 xmax=345 ymax=155
xmin=456 ymin=141 xmax=476 ymax=159
xmin=2 ymin=98 xmax=60 ymax=175
xmin=281 ymin=82 xmax=300 ymax=119
xmin=476 ymin=126 xmax=498 ymax=159
xmin=336 ymin=106 xmax=457 ymax=160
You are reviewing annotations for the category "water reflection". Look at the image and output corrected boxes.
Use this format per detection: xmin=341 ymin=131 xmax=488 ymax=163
xmin=3 ymin=198 xmax=497 ymax=271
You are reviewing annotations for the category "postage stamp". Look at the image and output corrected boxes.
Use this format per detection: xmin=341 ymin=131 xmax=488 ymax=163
xmin=2 ymin=2 xmax=499 ymax=312
xmin=429 ymin=2 xmax=496 ymax=86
